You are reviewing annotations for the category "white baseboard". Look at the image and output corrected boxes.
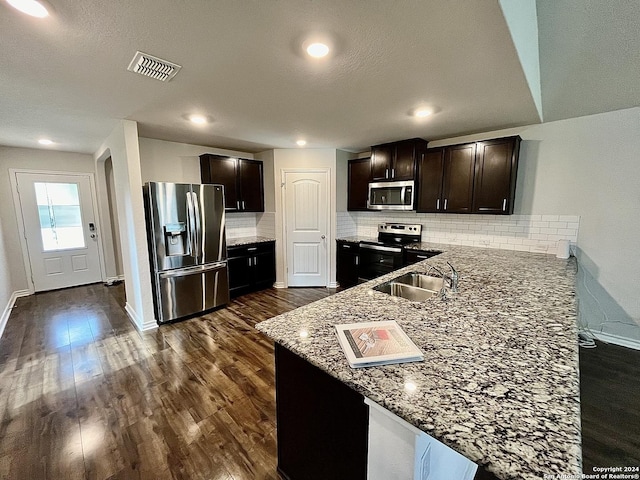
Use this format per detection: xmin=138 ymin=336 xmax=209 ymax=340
xmin=104 ymin=275 xmax=125 ymax=285
xmin=124 ymin=302 xmax=158 ymax=332
xmin=0 ymin=289 xmax=31 ymax=339
xmin=274 ymin=282 xmax=286 ymax=289
xmin=328 ymin=281 xmax=338 ymax=288
xmin=590 ymin=331 xmax=640 ymax=351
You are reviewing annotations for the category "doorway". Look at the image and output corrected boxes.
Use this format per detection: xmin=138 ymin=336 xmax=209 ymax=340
xmin=12 ymin=170 xmax=103 ymax=292
xmin=282 ymin=169 xmax=330 ymax=287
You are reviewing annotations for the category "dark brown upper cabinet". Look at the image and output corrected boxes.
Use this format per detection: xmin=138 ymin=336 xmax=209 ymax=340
xmin=416 ymin=148 xmax=445 ymax=213
xmin=370 ymin=138 xmax=426 ymax=182
xmin=472 ymin=137 xmax=521 ymax=214
xmin=442 ymin=143 xmax=476 ymax=213
xmin=417 ymin=136 xmax=520 ymax=215
xmin=347 ymin=158 xmax=371 ymax=211
xmin=200 ymin=154 xmax=264 ymax=212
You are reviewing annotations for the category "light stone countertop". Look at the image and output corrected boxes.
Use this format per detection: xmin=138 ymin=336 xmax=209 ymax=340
xmin=256 ymin=244 xmax=581 ymax=480
xmin=227 ymin=236 xmax=275 ymax=247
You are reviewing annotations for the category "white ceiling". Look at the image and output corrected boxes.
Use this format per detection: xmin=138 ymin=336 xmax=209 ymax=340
xmin=0 ymin=0 xmax=638 ymax=155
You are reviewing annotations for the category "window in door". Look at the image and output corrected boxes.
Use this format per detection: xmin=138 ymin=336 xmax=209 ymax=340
xmin=34 ymin=182 xmax=86 ymax=251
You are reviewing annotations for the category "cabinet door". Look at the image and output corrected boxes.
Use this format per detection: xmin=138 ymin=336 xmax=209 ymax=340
xmin=253 ymin=248 xmax=276 ymax=287
xmin=392 ymin=140 xmax=417 ymax=181
xmin=337 ymin=242 xmax=359 ymax=288
xmin=472 ymin=137 xmax=519 ymax=214
xmin=371 ymin=144 xmax=394 ymax=181
xmin=238 ymin=159 xmax=264 ymax=212
xmin=442 ymin=144 xmax=475 ymax=213
xmin=348 ymin=158 xmax=371 ymax=211
xmin=275 ymin=344 xmax=369 ymax=480
xmin=200 ymin=155 xmax=238 ymax=210
xmin=227 ymin=253 xmax=252 ymax=295
xmin=417 ymin=148 xmax=445 ymax=212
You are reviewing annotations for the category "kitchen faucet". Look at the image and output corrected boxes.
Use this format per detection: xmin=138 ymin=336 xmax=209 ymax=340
xmin=427 ymin=262 xmax=459 ymax=293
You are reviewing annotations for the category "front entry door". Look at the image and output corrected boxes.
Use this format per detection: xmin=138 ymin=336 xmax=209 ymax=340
xmin=15 ymin=172 xmax=103 ymax=292
xmin=284 ymin=170 xmax=329 ymax=287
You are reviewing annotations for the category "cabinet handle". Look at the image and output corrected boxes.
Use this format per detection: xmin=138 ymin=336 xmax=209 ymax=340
xmin=502 ymin=198 xmax=507 ymax=211
xmin=385 ymin=168 xmax=389 ymax=179
xmin=436 ymin=199 xmax=440 ymax=210
xmin=242 ymin=200 xmax=246 ymax=210
xmin=391 ymin=168 xmax=395 ymax=178
xmin=417 ymin=255 xmax=428 ymax=259
xmin=343 ymin=244 xmax=351 ymax=249
xmin=254 ymin=256 xmax=257 ymax=265
xmin=247 ymin=247 xmax=257 ymax=251
xmin=236 ymin=200 xmax=240 ymax=210
xmin=248 ymin=257 xmax=252 ymax=267
xmin=444 ymin=199 xmax=448 ymax=210
xmin=355 ymin=257 xmax=359 ymax=265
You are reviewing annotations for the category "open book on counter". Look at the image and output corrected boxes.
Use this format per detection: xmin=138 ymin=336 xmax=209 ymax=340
xmin=335 ymin=320 xmax=424 ymax=368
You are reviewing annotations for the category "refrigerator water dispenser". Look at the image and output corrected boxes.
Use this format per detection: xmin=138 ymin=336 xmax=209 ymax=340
xmin=164 ymin=222 xmax=187 ymax=256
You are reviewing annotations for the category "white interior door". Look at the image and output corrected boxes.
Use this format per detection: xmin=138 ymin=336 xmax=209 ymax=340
xmin=284 ymin=170 xmax=329 ymax=287
xmin=15 ymin=172 xmax=103 ymax=292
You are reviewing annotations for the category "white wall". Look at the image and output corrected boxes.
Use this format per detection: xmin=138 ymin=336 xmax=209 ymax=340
xmin=427 ymin=107 xmax=640 ymax=341
xmin=138 ymin=137 xmax=254 ymax=184
xmin=0 ymin=146 xmax=96 ymax=290
xmin=0 ymin=218 xmax=15 ymax=336
xmin=272 ymin=149 xmax=337 ymax=287
xmin=95 ymin=121 xmax=156 ymax=330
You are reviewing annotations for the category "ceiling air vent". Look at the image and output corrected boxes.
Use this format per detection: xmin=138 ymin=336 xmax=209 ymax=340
xmin=127 ymin=51 xmax=182 ymax=82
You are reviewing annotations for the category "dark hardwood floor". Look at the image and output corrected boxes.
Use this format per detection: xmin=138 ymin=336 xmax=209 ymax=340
xmin=0 ymin=284 xmax=335 ymax=479
xmin=0 ymin=283 xmax=638 ymax=478
xmin=580 ymin=340 xmax=640 ymax=473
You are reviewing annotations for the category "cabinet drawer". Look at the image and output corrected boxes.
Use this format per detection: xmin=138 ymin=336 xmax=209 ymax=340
xmin=404 ymin=249 xmax=441 ymax=266
xmin=337 ymin=241 xmax=360 ymax=252
xmin=228 ymin=241 xmax=274 ymax=258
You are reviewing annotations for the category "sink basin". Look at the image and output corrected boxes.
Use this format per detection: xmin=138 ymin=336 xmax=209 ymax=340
xmin=373 ymin=272 xmax=444 ymax=302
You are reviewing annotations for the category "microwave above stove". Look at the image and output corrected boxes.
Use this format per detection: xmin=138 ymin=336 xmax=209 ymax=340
xmin=367 ymin=180 xmax=415 ymax=211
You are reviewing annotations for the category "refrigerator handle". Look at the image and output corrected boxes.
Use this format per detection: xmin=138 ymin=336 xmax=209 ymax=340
xmin=186 ymin=192 xmax=196 ymax=257
xmin=191 ymin=191 xmax=202 ymax=261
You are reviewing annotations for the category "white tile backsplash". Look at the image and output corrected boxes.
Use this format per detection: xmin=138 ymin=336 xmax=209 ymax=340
xmin=257 ymin=212 xmax=276 ymax=238
xmin=347 ymin=212 xmax=580 ymax=255
xmin=226 ymin=212 xmax=257 ymax=238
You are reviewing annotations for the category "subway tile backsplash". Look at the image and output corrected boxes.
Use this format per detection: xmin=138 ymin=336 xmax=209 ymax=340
xmin=345 ymin=212 xmax=579 ymax=255
xmin=226 ymin=212 xmax=258 ymax=238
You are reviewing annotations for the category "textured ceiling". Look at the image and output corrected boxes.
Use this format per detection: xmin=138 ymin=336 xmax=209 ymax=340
xmin=0 ymin=0 xmax=638 ymax=155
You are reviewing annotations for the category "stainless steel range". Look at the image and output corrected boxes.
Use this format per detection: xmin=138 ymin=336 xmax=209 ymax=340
xmin=358 ymin=223 xmax=422 ymax=282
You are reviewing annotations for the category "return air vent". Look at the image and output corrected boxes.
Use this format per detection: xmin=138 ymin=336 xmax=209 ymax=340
xmin=127 ymin=51 xmax=182 ymax=82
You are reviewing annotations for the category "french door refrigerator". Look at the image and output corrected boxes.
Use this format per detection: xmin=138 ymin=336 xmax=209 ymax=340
xmin=143 ymin=182 xmax=230 ymax=323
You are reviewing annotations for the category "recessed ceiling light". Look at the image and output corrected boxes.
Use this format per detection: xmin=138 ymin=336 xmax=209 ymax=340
xmin=414 ymin=108 xmax=434 ymax=118
xmin=296 ymin=140 xmax=307 ymax=147
xmin=7 ymin=0 xmax=49 ymax=18
xmin=189 ymin=114 xmax=208 ymax=125
xmin=306 ymin=43 xmax=329 ymax=58
xmin=38 ymin=138 xmax=53 ymax=145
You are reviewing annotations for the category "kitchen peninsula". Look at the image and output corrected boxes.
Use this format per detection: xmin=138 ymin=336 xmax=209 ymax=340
xmin=256 ymin=244 xmax=581 ymax=480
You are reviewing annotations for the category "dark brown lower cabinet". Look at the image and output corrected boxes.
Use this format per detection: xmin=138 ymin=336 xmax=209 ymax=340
xmin=227 ymin=241 xmax=275 ymax=297
xmin=336 ymin=240 xmax=360 ymax=288
xmin=275 ymin=344 xmax=369 ymax=480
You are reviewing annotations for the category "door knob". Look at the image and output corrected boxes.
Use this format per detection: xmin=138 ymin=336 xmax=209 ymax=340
xmin=90 ymin=233 xmax=97 ymax=239
xmin=321 ymin=235 xmax=326 ymax=239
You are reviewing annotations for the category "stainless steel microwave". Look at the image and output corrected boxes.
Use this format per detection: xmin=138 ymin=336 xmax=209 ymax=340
xmin=367 ymin=180 xmax=415 ymax=210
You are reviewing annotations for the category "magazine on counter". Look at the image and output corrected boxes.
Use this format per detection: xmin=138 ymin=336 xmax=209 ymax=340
xmin=335 ymin=320 xmax=424 ymax=368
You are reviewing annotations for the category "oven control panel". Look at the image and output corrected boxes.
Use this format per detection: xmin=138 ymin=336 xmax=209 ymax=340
xmin=377 ymin=223 xmax=422 ymax=236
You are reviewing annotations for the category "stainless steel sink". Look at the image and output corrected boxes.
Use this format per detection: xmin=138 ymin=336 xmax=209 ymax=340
xmin=373 ymin=272 xmax=444 ymax=302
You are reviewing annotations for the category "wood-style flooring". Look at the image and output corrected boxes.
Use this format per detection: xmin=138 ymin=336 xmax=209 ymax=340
xmin=0 ymin=284 xmax=335 ymax=479
xmin=580 ymin=340 xmax=640 ymax=473
xmin=0 ymin=283 xmax=638 ymax=478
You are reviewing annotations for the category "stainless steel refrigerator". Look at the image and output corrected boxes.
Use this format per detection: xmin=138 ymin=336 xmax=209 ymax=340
xmin=143 ymin=182 xmax=230 ymax=323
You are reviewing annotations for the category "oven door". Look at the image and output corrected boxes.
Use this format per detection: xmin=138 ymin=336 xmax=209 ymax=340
xmin=358 ymin=244 xmax=404 ymax=281
xmin=367 ymin=181 xmax=415 ymax=211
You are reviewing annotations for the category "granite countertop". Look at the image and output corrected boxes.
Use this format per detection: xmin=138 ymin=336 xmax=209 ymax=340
xmin=336 ymin=235 xmax=377 ymax=243
xmin=256 ymin=244 xmax=581 ymax=480
xmin=227 ymin=236 xmax=275 ymax=247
